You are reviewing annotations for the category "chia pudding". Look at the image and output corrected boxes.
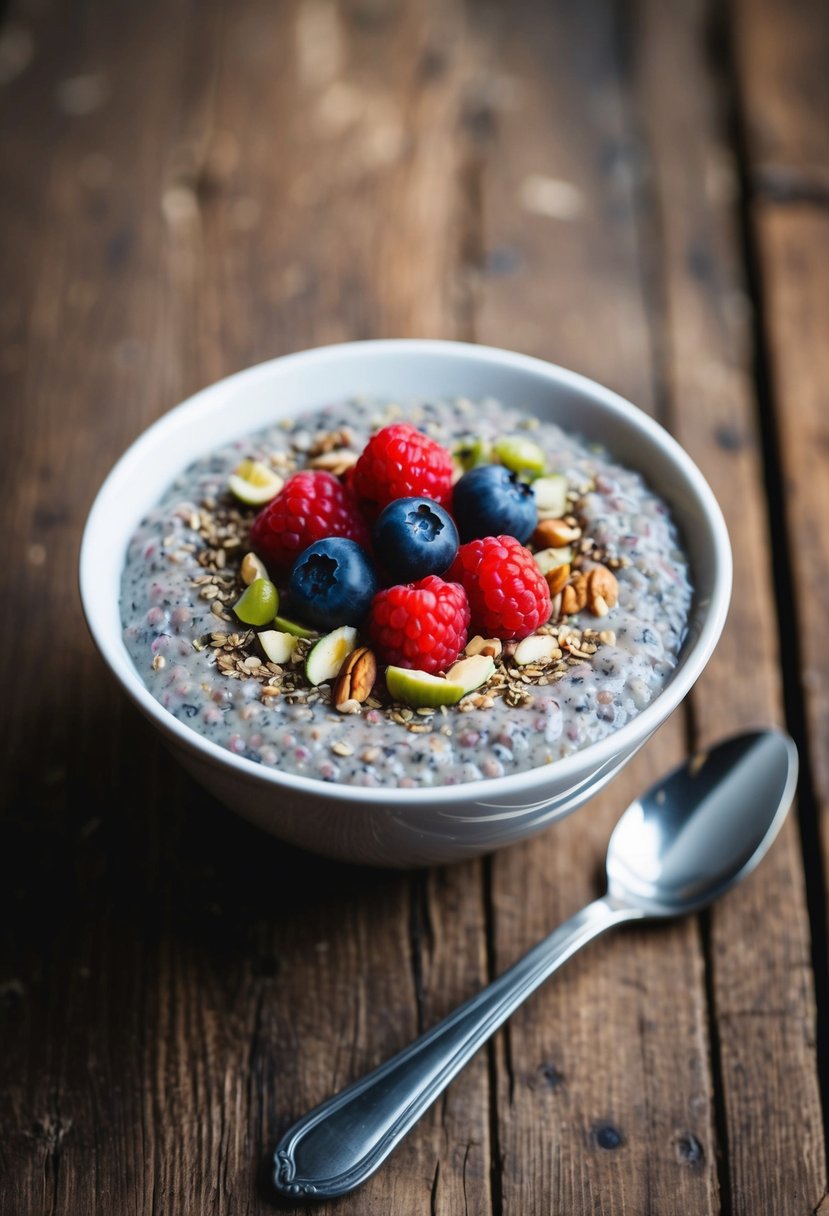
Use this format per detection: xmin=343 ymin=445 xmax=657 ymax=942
xmin=120 ymin=397 xmax=692 ymax=788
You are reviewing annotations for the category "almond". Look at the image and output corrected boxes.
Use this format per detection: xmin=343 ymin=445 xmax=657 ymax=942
xmin=333 ymin=646 xmax=377 ymax=710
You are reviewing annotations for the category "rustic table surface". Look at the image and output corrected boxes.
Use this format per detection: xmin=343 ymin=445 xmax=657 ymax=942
xmin=3 ymin=0 xmax=829 ymax=1212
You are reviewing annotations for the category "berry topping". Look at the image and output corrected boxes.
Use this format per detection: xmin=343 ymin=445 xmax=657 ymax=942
xmin=352 ymin=423 xmax=455 ymax=517
xmin=288 ymin=538 xmax=378 ymax=631
xmin=451 ymin=464 xmax=537 ymax=545
xmin=372 ymin=497 xmax=459 ymax=582
xmin=369 ymin=575 xmax=470 ymax=674
xmin=448 ymin=536 xmax=551 ymax=640
xmin=250 ymin=470 xmax=369 ymax=574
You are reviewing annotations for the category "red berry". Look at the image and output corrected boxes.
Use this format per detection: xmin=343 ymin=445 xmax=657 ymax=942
xmin=369 ymin=576 xmax=470 ymax=674
xmin=448 ymin=536 xmax=551 ymax=640
xmin=249 ymin=470 xmax=369 ymax=573
xmin=353 ymin=423 xmax=455 ymax=517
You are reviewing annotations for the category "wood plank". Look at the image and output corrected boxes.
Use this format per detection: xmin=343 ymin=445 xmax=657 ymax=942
xmin=754 ymin=206 xmax=829 ymax=855
xmin=476 ymin=1 xmax=718 ymax=1211
xmin=634 ymin=1 xmax=827 ymax=1211
xmin=732 ymin=0 xmax=829 ymax=196
xmin=0 ymin=1 xmax=492 ymax=1213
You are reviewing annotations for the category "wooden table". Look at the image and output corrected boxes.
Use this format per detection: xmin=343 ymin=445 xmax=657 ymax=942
xmin=2 ymin=0 xmax=828 ymax=1211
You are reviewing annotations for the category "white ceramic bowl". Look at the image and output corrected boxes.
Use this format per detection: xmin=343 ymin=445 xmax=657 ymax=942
xmin=80 ymin=340 xmax=731 ymax=867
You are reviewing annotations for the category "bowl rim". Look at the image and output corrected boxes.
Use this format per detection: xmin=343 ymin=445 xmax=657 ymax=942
xmin=80 ymin=338 xmax=732 ymax=805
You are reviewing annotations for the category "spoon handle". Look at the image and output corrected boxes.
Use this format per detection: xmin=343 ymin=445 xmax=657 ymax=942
xmin=273 ymin=895 xmax=638 ymax=1200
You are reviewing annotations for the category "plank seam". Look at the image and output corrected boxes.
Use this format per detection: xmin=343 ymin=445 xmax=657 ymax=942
xmin=722 ymin=0 xmax=829 ymax=1184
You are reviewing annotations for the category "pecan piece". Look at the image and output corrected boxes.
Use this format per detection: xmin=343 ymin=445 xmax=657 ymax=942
xmin=333 ymin=646 xmax=377 ymax=711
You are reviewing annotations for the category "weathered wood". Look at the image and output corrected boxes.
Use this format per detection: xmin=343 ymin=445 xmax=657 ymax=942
xmin=635 ymin=1 xmax=827 ymax=1211
xmin=0 ymin=1 xmax=492 ymax=1213
xmin=476 ymin=2 xmax=718 ymax=1212
xmin=755 ymin=206 xmax=829 ymax=860
xmin=732 ymin=0 xmax=829 ymax=197
xmin=1 ymin=0 xmax=827 ymax=1212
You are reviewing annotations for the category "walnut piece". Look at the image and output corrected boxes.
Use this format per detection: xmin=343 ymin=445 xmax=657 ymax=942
xmin=560 ymin=572 xmax=588 ymax=615
xmin=585 ymin=566 xmax=619 ymax=617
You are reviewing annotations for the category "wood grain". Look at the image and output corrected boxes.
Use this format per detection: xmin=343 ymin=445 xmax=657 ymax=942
xmin=732 ymin=0 xmax=829 ymax=197
xmin=0 ymin=1 xmax=492 ymax=1213
xmin=634 ymin=3 xmax=827 ymax=1210
xmin=1 ymin=0 xmax=827 ymax=1212
xmin=476 ymin=2 xmax=718 ymax=1212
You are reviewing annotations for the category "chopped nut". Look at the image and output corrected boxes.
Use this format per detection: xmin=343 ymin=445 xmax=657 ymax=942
xmin=585 ymin=566 xmax=619 ymax=616
xmin=599 ymin=629 xmax=616 ymax=646
xmin=464 ymin=635 xmax=503 ymax=660
xmin=545 ymin=563 xmax=571 ymax=597
xmin=533 ymin=518 xmax=582 ymax=548
xmin=514 ymin=634 xmax=559 ymax=666
xmin=533 ymin=546 xmax=573 ymax=575
xmin=336 ymin=698 xmax=363 ymax=715
xmin=333 ymin=646 xmax=377 ymax=711
xmin=331 ymin=740 xmax=354 ymax=757
xmin=152 ymin=654 xmax=166 ymax=671
xmin=308 ymin=449 xmax=359 ymax=476
xmin=240 ymin=551 xmax=269 ymax=585
xmin=560 ymin=572 xmax=588 ymax=616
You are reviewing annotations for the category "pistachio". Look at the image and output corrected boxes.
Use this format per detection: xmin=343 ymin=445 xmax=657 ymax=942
xmin=533 ymin=518 xmax=581 ymax=548
xmin=444 ymin=654 xmax=496 ymax=691
xmin=333 ymin=646 xmax=377 ymax=711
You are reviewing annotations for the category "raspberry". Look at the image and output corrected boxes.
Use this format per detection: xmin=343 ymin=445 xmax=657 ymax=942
xmin=249 ymin=470 xmax=369 ymax=573
xmin=353 ymin=423 xmax=455 ymax=517
xmin=369 ymin=575 xmax=470 ymax=674
xmin=448 ymin=536 xmax=551 ymax=640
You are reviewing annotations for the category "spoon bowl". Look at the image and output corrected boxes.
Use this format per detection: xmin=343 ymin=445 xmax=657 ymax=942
xmin=272 ymin=730 xmax=798 ymax=1201
xmin=606 ymin=730 xmax=798 ymax=915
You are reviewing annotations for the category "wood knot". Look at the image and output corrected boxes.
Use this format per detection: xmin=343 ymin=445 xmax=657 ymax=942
xmin=594 ymin=1123 xmax=624 ymax=1151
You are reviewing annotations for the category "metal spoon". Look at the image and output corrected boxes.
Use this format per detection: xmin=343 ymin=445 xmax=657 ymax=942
xmin=272 ymin=729 xmax=798 ymax=1201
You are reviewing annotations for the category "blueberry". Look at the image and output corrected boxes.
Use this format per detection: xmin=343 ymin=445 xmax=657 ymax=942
xmin=452 ymin=464 xmax=537 ymax=544
xmin=288 ymin=538 xmax=378 ymax=630
xmin=372 ymin=497 xmax=459 ymax=582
